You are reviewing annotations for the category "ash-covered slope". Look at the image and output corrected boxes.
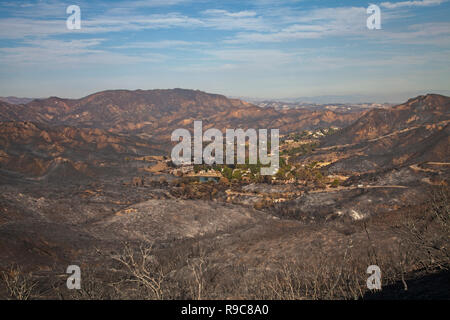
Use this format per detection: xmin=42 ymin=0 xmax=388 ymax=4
xmin=323 ymin=94 xmax=449 ymax=147
xmin=313 ymin=94 xmax=450 ymax=174
xmin=0 ymin=121 xmax=165 ymax=178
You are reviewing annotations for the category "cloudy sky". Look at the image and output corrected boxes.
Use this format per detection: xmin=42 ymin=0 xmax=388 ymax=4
xmin=0 ymin=0 xmax=449 ymax=102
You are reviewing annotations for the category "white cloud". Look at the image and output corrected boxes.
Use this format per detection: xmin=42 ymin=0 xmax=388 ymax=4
xmin=112 ymin=40 xmax=207 ymax=49
xmin=201 ymin=9 xmax=268 ymax=31
xmin=0 ymin=18 xmax=65 ymax=39
xmin=120 ymin=0 xmax=190 ymax=7
xmin=381 ymin=0 xmax=447 ymax=9
xmin=0 ymin=38 xmax=166 ymax=67
xmin=223 ymin=7 xmax=367 ymax=44
xmin=204 ymin=48 xmax=300 ymax=68
xmin=202 ymin=9 xmax=257 ymax=18
xmin=0 ymin=8 xmax=268 ymax=40
xmin=0 ymin=13 xmax=205 ymax=39
xmin=172 ymin=63 xmax=239 ymax=73
xmin=364 ymin=22 xmax=450 ymax=45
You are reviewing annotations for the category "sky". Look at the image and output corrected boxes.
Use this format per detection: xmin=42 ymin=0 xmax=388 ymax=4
xmin=0 ymin=0 xmax=449 ymax=102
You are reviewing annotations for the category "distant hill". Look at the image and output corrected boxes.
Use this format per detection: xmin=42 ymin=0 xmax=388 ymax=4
xmin=315 ymin=94 xmax=450 ymax=173
xmin=0 ymin=96 xmax=35 ymax=105
xmin=324 ymin=94 xmax=450 ymax=147
xmin=0 ymin=89 xmax=361 ymax=139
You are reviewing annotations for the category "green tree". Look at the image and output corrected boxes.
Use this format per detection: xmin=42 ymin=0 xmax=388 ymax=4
xmin=232 ymin=170 xmax=242 ymax=180
xmin=222 ymin=166 xmax=233 ymax=180
xmin=331 ymin=179 xmax=340 ymax=188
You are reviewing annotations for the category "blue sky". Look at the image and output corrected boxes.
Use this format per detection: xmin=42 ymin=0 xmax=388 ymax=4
xmin=0 ymin=0 xmax=449 ymax=102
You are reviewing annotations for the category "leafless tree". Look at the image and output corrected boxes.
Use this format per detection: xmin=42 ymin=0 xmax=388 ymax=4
xmin=187 ymin=253 xmax=208 ymax=300
xmin=111 ymin=242 xmax=166 ymax=300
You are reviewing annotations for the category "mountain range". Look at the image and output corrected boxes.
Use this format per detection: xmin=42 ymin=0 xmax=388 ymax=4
xmin=0 ymin=88 xmax=362 ymax=144
xmin=1 ymin=89 xmax=449 ymax=180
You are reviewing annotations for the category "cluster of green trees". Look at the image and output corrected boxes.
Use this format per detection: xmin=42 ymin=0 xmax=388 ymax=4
xmin=291 ymin=162 xmax=329 ymax=187
xmin=281 ymin=142 xmax=319 ymax=157
xmin=193 ymin=158 xmax=293 ymax=183
xmin=282 ymin=131 xmax=310 ymax=142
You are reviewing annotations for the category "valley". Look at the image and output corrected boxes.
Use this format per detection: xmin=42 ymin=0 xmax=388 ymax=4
xmin=0 ymin=90 xmax=448 ymax=300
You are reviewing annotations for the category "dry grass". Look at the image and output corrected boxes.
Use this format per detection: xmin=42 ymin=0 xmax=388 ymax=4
xmin=1 ymin=265 xmax=37 ymax=300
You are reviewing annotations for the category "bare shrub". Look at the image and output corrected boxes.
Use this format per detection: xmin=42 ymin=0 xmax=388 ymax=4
xmin=401 ymin=186 xmax=450 ymax=271
xmin=1 ymin=265 xmax=37 ymax=300
xmin=187 ymin=254 xmax=207 ymax=300
xmin=185 ymin=244 xmax=222 ymax=300
xmin=429 ymin=185 xmax=450 ymax=234
xmin=244 ymin=248 xmax=368 ymax=300
xmin=110 ymin=242 xmax=167 ymax=300
xmin=59 ymin=265 xmax=117 ymax=300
